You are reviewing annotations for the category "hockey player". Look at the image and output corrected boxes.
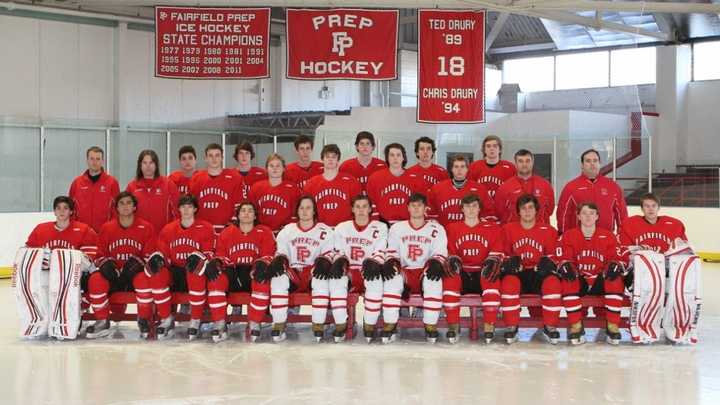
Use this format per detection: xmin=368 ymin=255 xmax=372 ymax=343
xmin=444 ymin=194 xmax=504 ymax=343
xmin=382 ymin=193 xmax=449 ymax=344
xmin=210 ymin=201 xmax=276 ymax=342
xmin=499 ymin=194 xmax=562 ymax=344
xmin=155 ymin=195 xmax=216 ymax=341
xmin=126 ymin=149 xmax=179 ymax=236
xmin=25 ymin=196 xmax=98 ymax=260
xmin=366 ymin=143 xmax=425 ymax=224
xmin=468 ymin=135 xmax=517 ymax=198
xmin=267 ymin=196 xmax=334 ymax=342
xmin=557 ymin=202 xmax=626 ymax=345
xmin=69 ymin=146 xmax=119 ymax=233
xmin=234 ymin=141 xmax=268 ymax=200
xmin=406 ymin=137 xmax=449 ymax=191
xmin=284 ymin=135 xmax=324 ymax=189
xmin=86 ymin=192 xmax=157 ymax=339
xmin=189 ymin=143 xmax=244 ymax=235
xmin=168 ymin=145 xmax=197 ymax=195
xmin=557 ymin=149 xmax=628 ymax=234
xmin=332 ymin=195 xmax=388 ymax=343
xmin=494 ymin=149 xmax=555 ymax=224
xmin=248 ymin=153 xmax=302 ymax=233
xmin=303 ymin=144 xmax=362 ymax=227
xmin=428 ymin=155 xmax=495 ymax=226
xmin=338 ymin=131 xmax=387 ymax=192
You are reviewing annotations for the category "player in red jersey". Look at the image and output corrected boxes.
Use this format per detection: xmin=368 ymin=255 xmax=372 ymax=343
xmin=168 ymin=145 xmax=197 ymax=195
xmin=211 ymin=201 xmax=276 ymax=342
xmin=494 ymin=149 xmax=555 ymax=224
xmin=249 ymin=153 xmax=302 ymax=233
xmin=86 ymin=192 xmax=157 ymax=339
xmin=69 ymin=146 xmax=119 ymax=233
xmin=557 ymin=202 xmax=626 ymax=345
xmin=444 ymin=194 xmax=504 ymax=343
xmin=155 ymin=195 xmax=216 ymax=341
xmin=189 ymin=143 xmax=244 ymax=235
xmin=499 ymin=194 xmax=562 ymax=345
xmin=126 ymin=150 xmax=179 ymax=236
xmin=405 ymin=136 xmax=449 ymax=190
xmin=468 ymin=135 xmax=517 ymax=198
xmin=619 ymin=193 xmax=688 ymax=259
xmin=303 ymin=144 xmax=362 ymax=227
xmin=557 ymin=148 xmax=628 ymax=234
xmin=284 ymin=135 xmax=323 ymax=189
xmin=366 ymin=143 xmax=425 ymax=224
xmin=338 ymin=131 xmax=387 ymax=192
xmin=428 ymin=155 xmax=495 ymax=225
xmin=234 ymin=141 xmax=268 ymax=200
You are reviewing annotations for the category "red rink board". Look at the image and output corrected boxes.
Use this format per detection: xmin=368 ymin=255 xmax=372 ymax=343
xmin=286 ymin=9 xmax=398 ymax=80
xmin=417 ymin=10 xmax=485 ymax=123
xmin=155 ymin=7 xmax=270 ymax=79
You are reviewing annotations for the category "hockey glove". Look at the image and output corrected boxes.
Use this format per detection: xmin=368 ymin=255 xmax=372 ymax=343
xmin=268 ymin=255 xmax=289 ymax=279
xmin=536 ymin=256 xmax=557 ymax=279
xmin=313 ymin=256 xmax=333 ymax=280
xmin=382 ymin=257 xmax=401 ymax=281
xmin=424 ymin=258 xmax=446 ymax=282
xmin=98 ymin=259 xmax=119 ymax=282
xmin=329 ymin=256 xmax=349 ymax=280
xmin=481 ymin=256 xmax=502 ymax=282
xmin=500 ymin=255 xmax=522 ymax=276
xmin=205 ymin=258 xmax=223 ymax=282
xmin=252 ymin=259 xmax=272 ymax=284
xmin=361 ymin=258 xmax=383 ymax=281
xmin=146 ymin=253 xmax=165 ymax=275
xmin=556 ymin=261 xmax=577 ymax=282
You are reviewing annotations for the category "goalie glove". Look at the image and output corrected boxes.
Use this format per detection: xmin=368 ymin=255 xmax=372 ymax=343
xmin=556 ymin=261 xmax=577 ymax=282
xmin=313 ymin=256 xmax=333 ymax=280
xmin=97 ymin=258 xmax=120 ymax=282
xmin=329 ymin=256 xmax=349 ymax=280
xmin=268 ymin=255 xmax=289 ymax=279
xmin=604 ymin=261 xmax=626 ymax=281
xmin=361 ymin=257 xmax=383 ymax=281
xmin=382 ymin=257 xmax=401 ymax=282
xmin=424 ymin=258 xmax=446 ymax=282
xmin=481 ymin=256 xmax=502 ymax=282
xmin=500 ymin=256 xmax=522 ymax=276
xmin=204 ymin=258 xmax=224 ymax=281
xmin=536 ymin=256 xmax=557 ymax=279
xmin=146 ymin=253 xmax=165 ymax=275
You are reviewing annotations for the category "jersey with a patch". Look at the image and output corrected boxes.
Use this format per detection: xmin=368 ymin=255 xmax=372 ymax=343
xmin=468 ymin=159 xmax=516 ymax=198
xmin=428 ymin=179 xmax=495 ymax=226
xmin=446 ymin=221 xmax=504 ymax=271
xmin=303 ymin=173 xmax=362 ymax=227
xmin=25 ymin=221 xmax=98 ymax=260
xmin=501 ymin=222 xmax=558 ymax=269
xmin=156 ymin=219 xmax=216 ymax=267
xmin=126 ymin=176 xmax=179 ymax=237
xmin=333 ymin=220 xmax=388 ymax=269
xmin=215 ymin=224 xmax=276 ymax=265
xmin=387 ymin=220 xmax=447 ymax=269
xmin=276 ymin=222 xmax=334 ymax=269
xmin=189 ymin=169 xmax=244 ymax=232
xmin=339 ymin=157 xmax=387 ymax=192
xmin=96 ymin=218 xmax=156 ymax=266
xmin=558 ymin=227 xmax=619 ymax=281
xmin=405 ymin=163 xmax=450 ymax=191
xmin=249 ymin=180 xmax=302 ymax=232
xmin=367 ymin=169 xmax=426 ymax=223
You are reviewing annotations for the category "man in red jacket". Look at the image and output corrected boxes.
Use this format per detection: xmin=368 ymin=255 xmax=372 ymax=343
xmin=126 ymin=150 xmax=179 ymax=236
xmin=69 ymin=146 xmax=119 ymax=233
xmin=494 ymin=149 xmax=555 ymax=224
xmin=557 ymin=149 xmax=628 ymax=234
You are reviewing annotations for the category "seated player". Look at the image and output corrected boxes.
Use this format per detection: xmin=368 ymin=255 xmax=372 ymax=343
xmin=267 ymin=196 xmax=334 ymax=342
xmin=383 ymin=193 xmax=449 ymax=344
xmin=557 ymin=202 xmax=626 ymax=345
xmin=211 ymin=201 xmax=276 ymax=342
xmin=499 ymin=194 xmax=562 ymax=344
xmin=86 ymin=192 xmax=157 ymax=339
xmin=155 ymin=195 xmax=216 ymax=341
xmin=428 ymin=155 xmax=495 ymax=226
xmin=331 ymin=195 xmax=388 ymax=343
xmin=444 ymin=194 xmax=504 ymax=344
xmin=249 ymin=153 xmax=301 ymax=234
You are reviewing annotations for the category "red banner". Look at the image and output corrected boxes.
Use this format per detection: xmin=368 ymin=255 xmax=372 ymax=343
xmin=155 ymin=7 xmax=270 ymax=79
xmin=417 ymin=10 xmax=485 ymax=123
xmin=286 ymin=9 xmax=398 ymax=80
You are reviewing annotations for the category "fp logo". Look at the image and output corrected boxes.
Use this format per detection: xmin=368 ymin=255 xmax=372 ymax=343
xmin=350 ymin=246 xmax=365 ymax=261
xmin=331 ymin=32 xmax=353 ymax=56
xmin=408 ymin=244 xmax=424 ymax=262
xmin=159 ymin=12 xmax=168 ymax=20
xmin=296 ymin=246 xmax=311 ymax=263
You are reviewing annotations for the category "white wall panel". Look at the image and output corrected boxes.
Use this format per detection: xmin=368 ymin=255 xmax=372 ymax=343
xmin=0 ymin=16 xmax=40 ymax=118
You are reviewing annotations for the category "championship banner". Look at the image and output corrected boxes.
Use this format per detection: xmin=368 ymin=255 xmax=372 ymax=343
xmin=286 ymin=9 xmax=398 ymax=80
xmin=417 ymin=10 xmax=485 ymax=123
xmin=155 ymin=7 xmax=270 ymax=79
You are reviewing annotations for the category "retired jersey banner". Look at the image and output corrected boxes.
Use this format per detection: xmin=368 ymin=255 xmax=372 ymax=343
xmin=417 ymin=10 xmax=485 ymax=123
xmin=155 ymin=7 xmax=270 ymax=79
xmin=286 ymin=9 xmax=398 ymax=80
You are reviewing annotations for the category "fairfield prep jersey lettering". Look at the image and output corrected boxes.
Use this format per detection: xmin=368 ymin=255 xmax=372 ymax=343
xmin=428 ymin=179 xmax=496 ymax=226
xmin=557 ymin=174 xmax=628 ymax=234
xmin=215 ymin=224 xmax=276 ymax=265
xmin=619 ymin=215 xmax=688 ymax=257
xmin=502 ymin=222 xmax=558 ymax=269
xmin=446 ymin=221 xmax=504 ymax=271
xmin=96 ymin=218 xmax=155 ymax=266
xmin=168 ymin=170 xmax=194 ymax=195
xmin=558 ymin=227 xmax=619 ymax=283
xmin=156 ymin=219 xmax=216 ymax=267
xmin=126 ymin=176 xmax=179 ymax=236
xmin=189 ymin=169 xmax=244 ymax=232
xmin=25 ymin=221 xmax=98 ymax=260
xmin=387 ymin=220 xmax=447 ymax=269
xmin=406 ymin=163 xmax=450 ymax=191
xmin=276 ymin=222 xmax=334 ymax=269
xmin=339 ymin=157 xmax=387 ymax=192
xmin=468 ymin=159 xmax=517 ymax=198
xmin=69 ymin=170 xmax=120 ymax=233
xmin=238 ymin=167 xmax=268 ymax=200
xmin=333 ymin=220 xmax=388 ymax=269
xmin=367 ymin=169 xmax=425 ymax=223
xmin=494 ymin=175 xmax=555 ymax=224
xmin=284 ymin=161 xmax=324 ymax=189
xmin=303 ymin=173 xmax=362 ymax=227
xmin=249 ymin=180 xmax=302 ymax=232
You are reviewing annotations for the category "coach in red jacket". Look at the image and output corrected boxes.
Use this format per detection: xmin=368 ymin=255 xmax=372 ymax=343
xmin=69 ymin=146 xmax=119 ymax=233
xmin=556 ymin=149 xmax=627 ymax=234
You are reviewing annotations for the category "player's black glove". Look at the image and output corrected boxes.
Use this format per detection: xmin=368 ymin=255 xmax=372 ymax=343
xmin=146 ymin=253 xmax=165 ymax=275
xmin=500 ymin=255 xmax=522 ymax=276
xmin=382 ymin=258 xmax=401 ymax=281
xmin=80 ymin=271 xmax=90 ymax=292
xmin=98 ymin=259 xmax=119 ymax=282
xmin=268 ymin=256 xmax=289 ymax=279
xmin=204 ymin=258 xmax=223 ymax=281
xmin=252 ymin=259 xmax=271 ymax=284
xmin=424 ymin=258 xmax=448 ymax=281
xmin=447 ymin=256 xmax=462 ymax=276
xmin=361 ymin=258 xmax=383 ymax=281
xmin=313 ymin=256 xmax=333 ymax=280
xmin=536 ymin=256 xmax=557 ymax=279
xmin=329 ymin=257 xmax=349 ymax=279
xmin=122 ymin=256 xmax=144 ymax=279
xmin=481 ymin=256 xmax=502 ymax=282
xmin=185 ymin=252 xmax=205 ymax=274
xmin=556 ymin=261 xmax=577 ymax=282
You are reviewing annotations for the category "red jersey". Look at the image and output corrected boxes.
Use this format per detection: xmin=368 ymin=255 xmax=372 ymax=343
xmin=26 ymin=221 xmax=98 ymax=260
xmin=556 ymin=174 xmax=628 ymax=234
xmin=157 ymin=219 xmax=216 ymax=267
xmin=494 ymin=175 xmax=555 ymax=224
xmin=284 ymin=161 xmax=324 ymax=189
xmin=249 ymin=180 xmax=302 ymax=232
xmin=468 ymin=159 xmax=517 ymax=198
xmin=502 ymin=222 xmax=558 ymax=269
xmin=428 ymin=179 xmax=496 ymax=226
xmin=238 ymin=167 xmax=268 ymax=201
xmin=215 ymin=224 xmax=276 ymax=265
xmin=189 ymin=169 xmax=244 ymax=234
xmin=405 ymin=163 xmax=450 ymax=191
xmin=619 ymin=215 xmax=687 ymax=258
xmin=69 ymin=170 xmax=120 ymax=233
xmin=339 ymin=157 xmax=387 ymax=192
xmin=366 ymin=169 xmax=425 ymax=223
xmin=558 ymin=227 xmax=619 ymax=284
xmin=168 ymin=170 xmax=194 ymax=195
xmin=96 ymin=218 xmax=155 ymax=266
xmin=126 ymin=176 xmax=179 ymax=236
xmin=446 ymin=221 xmax=504 ymax=271
xmin=303 ymin=173 xmax=362 ymax=227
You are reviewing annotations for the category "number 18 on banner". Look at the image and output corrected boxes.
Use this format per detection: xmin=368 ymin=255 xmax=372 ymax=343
xmin=417 ymin=10 xmax=485 ymax=123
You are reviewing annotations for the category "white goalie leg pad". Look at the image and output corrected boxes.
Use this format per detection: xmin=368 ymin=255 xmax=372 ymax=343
xmin=629 ymin=251 xmax=666 ymax=344
xmin=48 ymin=249 xmax=88 ymax=340
xmin=664 ymin=254 xmax=702 ymax=344
xmin=13 ymin=247 xmax=50 ymax=338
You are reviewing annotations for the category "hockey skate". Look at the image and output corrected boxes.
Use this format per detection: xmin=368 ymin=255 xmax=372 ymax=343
xmin=568 ymin=321 xmax=586 ymax=346
xmin=137 ymin=318 xmax=150 ymax=340
xmin=312 ymin=323 xmax=325 ymax=343
xmin=333 ymin=324 xmax=347 ymax=343
xmin=85 ymin=319 xmax=111 ymax=339
xmin=187 ymin=319 xmax=201 ymax=341
xmin=541 ymin=326 xmax=560 ymax=345
xmin=156 ymin=316 xmax=175 ymax=340
xmin=483 ymin=323 xmax=495 ymax=344
xmin=363 ymin=323 xmax=376 ymax=343
xmin=249 ymin=322 xmax=261 ymax=343
xmin=446 ymin=324 xmax=460 ymax=344
xmin=211 ymin=320 xmax=228 ymax=343
xmin=504 ymin=326 xmax=519 ymax=344
xmin=606 ymin=322 xmax=622 ymax=345
xmin=425 ymin=324 xmax=439 ymax=344
xmin=381 ymin=323 xmax=398 ymax=344
xmin=271 ymin=323 xmax=287 ymax=343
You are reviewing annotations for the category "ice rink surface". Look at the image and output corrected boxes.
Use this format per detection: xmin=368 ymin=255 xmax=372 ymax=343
xmin=2 ymin=264 xmax=720 ymax=405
